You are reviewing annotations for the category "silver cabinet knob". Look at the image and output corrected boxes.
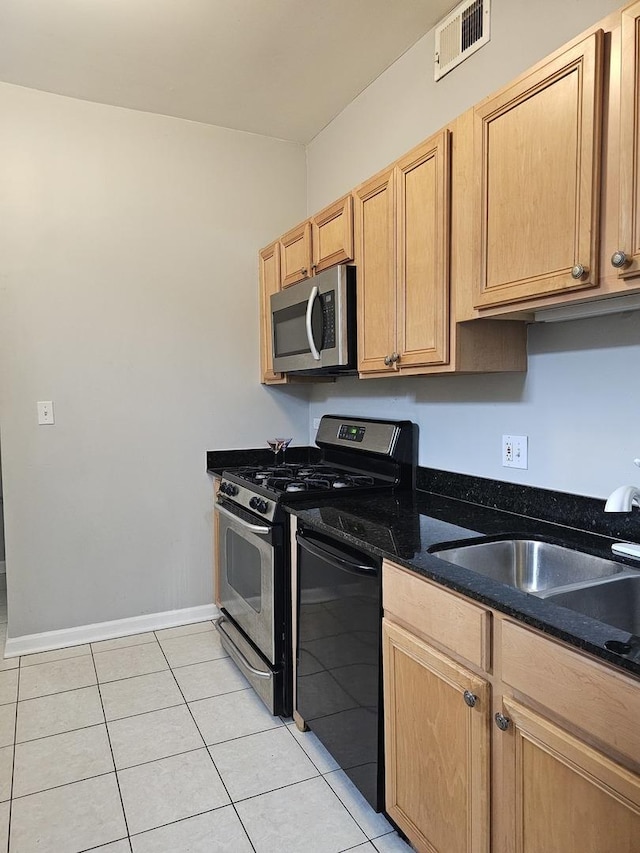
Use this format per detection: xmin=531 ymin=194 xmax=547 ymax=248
xmin=384 ymin=355 xmax=392 ymax=366
xmin=611 ymin=250 xmax=630 ymax=269
xmin=571 ymin=264 xmax=588 ymax=280
xmin=301 ymin=268 xmax=308 ymax=276
xmin=463 ymin=690 xmax=477 ymax=708
xmin=495 ymin=712 xmax=511 ymax=731
xmin=391 ymin=352 xmax=400 ymax=363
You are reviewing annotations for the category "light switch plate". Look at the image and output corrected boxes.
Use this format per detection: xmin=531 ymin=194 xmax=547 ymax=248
xmin=37 ymin=401 xmax=55 ymax=425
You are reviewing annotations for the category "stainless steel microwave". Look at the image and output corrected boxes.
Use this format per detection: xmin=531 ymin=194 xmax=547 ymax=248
xmin=270 ymin=265 xmax=357 ymax=375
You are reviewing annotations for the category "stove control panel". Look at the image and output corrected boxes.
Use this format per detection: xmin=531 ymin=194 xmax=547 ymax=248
xmin=249 ymin=496 xmax=271 ymax=515
xmin=217 ymin=479 xmax=277 ymax=522
xmin=338 ymin=424 xmax=366 ymax=443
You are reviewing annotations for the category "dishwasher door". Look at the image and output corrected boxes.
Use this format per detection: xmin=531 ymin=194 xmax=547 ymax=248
xmin=296 ymin=525 xmax=383 ymax=811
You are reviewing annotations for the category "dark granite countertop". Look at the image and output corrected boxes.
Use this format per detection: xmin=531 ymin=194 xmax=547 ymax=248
xmin=284 ymin=489 xmax=640 ymax=679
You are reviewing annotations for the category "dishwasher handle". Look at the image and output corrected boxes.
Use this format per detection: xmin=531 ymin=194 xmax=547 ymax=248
xmin=296 ymin=531 xmax=379 ymax=577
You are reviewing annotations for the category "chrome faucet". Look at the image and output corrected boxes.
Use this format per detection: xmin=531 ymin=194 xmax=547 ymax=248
xmin=604 ymin=485 xmax=640 ymax=512
xmin=605 ymin=458 xmax=640 ymax=512
xmin=605 ymin=459 xmax=640 ymax=561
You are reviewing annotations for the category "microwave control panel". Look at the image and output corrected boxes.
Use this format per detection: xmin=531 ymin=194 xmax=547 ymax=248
xmin=338 ymin=424 xmax=366 ymax=443
xmin=320 ymin=291 xmax=335 ymax=348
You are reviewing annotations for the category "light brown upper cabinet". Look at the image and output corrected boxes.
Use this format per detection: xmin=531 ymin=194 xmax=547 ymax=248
xmin=396 ymin=132 xmax=450 ymax=370
xmin=311 ymin=194 xmax=354 ymax=275
xmin=280 ymin=220 xmax=313 ymax=288
xmin=355 ymin=131 xmax=451 ymax=375
xmin=280 ymin=195 xmax=354 ymax=288
xmin=473 ymin=31 xmax=604 ymax=310
xmin=354 ymin=166 xmax=398 ymax=373
xmin=259 ymin=240 xmax=287 ymax=385
xmin=616 ymin=1 xmax=640 ymax=279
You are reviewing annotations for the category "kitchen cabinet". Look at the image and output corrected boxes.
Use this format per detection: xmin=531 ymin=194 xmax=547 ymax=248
xmin=280 ymin=195 xmax=354 ymax=288
xmin=353 ymin=166 xmax=397 ymax=373
xmin=382 ymin=560 xmax=640 ymax=853
xmin=473 ymin=31 xmax=604 ymax=310
xmin=383 ymin=563 xmax=491 ymax=853
xmin=616 ymin=1 xmax=640 ymax=279
xmin=280 ymin=221 xmax=313 ymax=288
xmin=353 ymin=130 xmax=451 ymax=374
xmin=498 ymin=620 xmax=640 ymax=852
xmin=354 ymin=125 xmax=527 ymax=377
xmin=311 ymin=194 xmax=354 ymax=275
xmin=259 ymin=240 xmax=287 ymax=385
xmin=395 ymin=132 xmax=450 ymax=370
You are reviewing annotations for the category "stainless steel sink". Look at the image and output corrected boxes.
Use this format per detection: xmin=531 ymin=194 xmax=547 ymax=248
xmin=544 ymin=575 xmax=640 ymax=635
xmin=430 ymin=538 xmax=624 ymax=593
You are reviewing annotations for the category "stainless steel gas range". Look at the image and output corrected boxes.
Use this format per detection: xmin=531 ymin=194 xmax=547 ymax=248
xmin=213 ymin=415 xmax=418 ymax=717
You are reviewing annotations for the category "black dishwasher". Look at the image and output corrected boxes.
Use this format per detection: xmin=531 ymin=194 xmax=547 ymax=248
xmin=296 ymin=524 xmax=384 ymax=811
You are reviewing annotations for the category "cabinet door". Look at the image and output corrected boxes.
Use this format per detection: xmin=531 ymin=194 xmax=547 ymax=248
xmin=499 ymin=697 xmax=640 ymax=853
xmin=311 ymin=194 xmax=354 ymax=275
xmin=474 ymin=32 xmax=603 ymax=309
xmin=280 ymin=221 xmax=312 ymax=288
xmin=396 ymin=130 xmax=450 ymax=368
xmin=259 ymin=241 xmax=287 ymax=384
xmin=618 ymin=3 xmax=640 ymax=279
xmin=383 ymin=618 xmax=490 ymax=853
xmin=354 ymin=168 xmax=397 ymax=374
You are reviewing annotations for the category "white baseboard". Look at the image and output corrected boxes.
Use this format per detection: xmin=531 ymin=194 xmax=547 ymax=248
xmin=4 ymin=603 xmax=221 ymax=659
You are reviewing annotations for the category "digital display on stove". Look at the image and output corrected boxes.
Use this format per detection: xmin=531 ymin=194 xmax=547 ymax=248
xmin=338 ymin=423 xmax=365 ymax=442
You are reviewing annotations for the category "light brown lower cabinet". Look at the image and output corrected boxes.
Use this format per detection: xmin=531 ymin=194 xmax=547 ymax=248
xmin=382 ymin=560 xmax=640 ymax=853
xmin=382 ymin=618 xmax=490 ymax=853
xmin=499 ymin=698 xmax=640 ymax=853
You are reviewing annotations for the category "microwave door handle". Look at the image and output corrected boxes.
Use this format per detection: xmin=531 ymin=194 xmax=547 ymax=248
xmin=215 ymin=501 xmax=270 ymax=535
xmin=305 ymin=285 xmax=321 ymax=361
xmin=296 ymin=532 xmax=378 ymax=577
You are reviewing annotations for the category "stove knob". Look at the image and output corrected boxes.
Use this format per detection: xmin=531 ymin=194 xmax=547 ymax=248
xmin=226 ymin=484 xmax=238 ymax=497
xmin=249 ymin=497 xmax=270 ymax=514
xmin=249 ymin=496 xmax=260 ymax=510
xmin=259 ymin=500 xmax=270 ymax=514
xmin=219 ymin=482 xmax=229 ymax=495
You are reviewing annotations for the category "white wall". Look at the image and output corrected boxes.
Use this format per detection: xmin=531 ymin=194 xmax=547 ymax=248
xmin=306 ymin=0 xmax=622 ymax=212
xmin=306 ymin=0 xmax=640 ymax=499
xmin=0 ymin=83 xmax=309 ymax=638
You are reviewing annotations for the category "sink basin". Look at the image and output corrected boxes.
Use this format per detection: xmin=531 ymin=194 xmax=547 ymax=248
xmin=545 ymin=575 xmax=640 ymax=635
xmin=430 ymin=538 xmax=624 ymax=593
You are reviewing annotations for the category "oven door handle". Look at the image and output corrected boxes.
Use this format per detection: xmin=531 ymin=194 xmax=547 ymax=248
xmin=305 ymin=285 xmax=321 ymax=361
xmin=214 ymin=617 xmax=272 ymax=679
xmin=215 ymin=502 xmax=271 ymax=535
xmin=296 ymin=532 xmax=378 ymax=577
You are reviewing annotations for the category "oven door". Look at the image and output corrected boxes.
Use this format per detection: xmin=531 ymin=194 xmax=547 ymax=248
xmin=216 ymin=499 xmax=279 ymax=664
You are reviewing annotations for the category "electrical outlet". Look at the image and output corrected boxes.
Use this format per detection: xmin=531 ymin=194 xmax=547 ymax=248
xmin=37 ymin=401 xmax=55 ymax=425
xmin=503 ymin=434 xmax=527 ymax=469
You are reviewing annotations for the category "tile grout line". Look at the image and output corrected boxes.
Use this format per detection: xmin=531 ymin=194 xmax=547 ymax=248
xmin=88 ymin=641 xmax=133 ymax=850
xmin=152 ymin=629 xmax=259 ymax=853
xmin=7 ymin=650 xmax=22 ymax=853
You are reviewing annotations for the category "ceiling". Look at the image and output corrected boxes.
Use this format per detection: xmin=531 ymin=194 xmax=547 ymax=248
xmin=0 ymin=0 xmax=454 ymax=143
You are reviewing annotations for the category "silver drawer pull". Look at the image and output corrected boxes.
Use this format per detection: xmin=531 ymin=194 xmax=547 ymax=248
xmin=214 ymin=617 xmax=271 ymax=679
xmin=215 ymin=502 xmax=270 ymax=535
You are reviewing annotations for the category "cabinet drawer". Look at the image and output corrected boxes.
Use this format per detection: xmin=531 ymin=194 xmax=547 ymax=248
xmin=383 ymin=561 xmax=490 ymax=670
xmin=501 ymin=620 xmax=640 ymax=765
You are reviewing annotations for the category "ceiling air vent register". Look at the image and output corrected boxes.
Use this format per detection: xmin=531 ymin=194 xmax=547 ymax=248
xmin=435 ymin=0 xmax=491 ymax=81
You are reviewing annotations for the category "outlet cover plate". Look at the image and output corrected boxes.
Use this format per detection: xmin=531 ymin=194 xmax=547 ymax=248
xmin=503 ymin=434 xmax=528 ymax=469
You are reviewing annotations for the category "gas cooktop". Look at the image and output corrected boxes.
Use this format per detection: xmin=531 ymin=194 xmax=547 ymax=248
xmin=228 ymin=463 xmax=384 ymax=494
xmin=217 ymin=415 xmax=418 ymax=522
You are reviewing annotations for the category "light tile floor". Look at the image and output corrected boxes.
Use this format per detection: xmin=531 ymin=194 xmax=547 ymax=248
xmin=0 ymin=577 xmax=414 ymax=853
